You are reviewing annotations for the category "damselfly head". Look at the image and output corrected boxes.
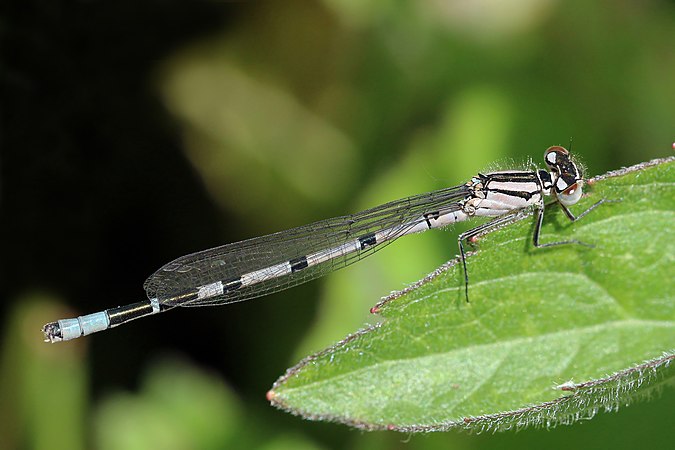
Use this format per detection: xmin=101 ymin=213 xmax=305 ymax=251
xmin=545 ymin=146 xmax=572 ymax=173
xmin=549 ymin=148 xmax=582 ymax=178
xmin=545 ymin=146 xmax=584 ymax=205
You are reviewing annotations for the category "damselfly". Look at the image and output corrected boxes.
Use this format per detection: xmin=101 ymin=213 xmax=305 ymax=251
xmin=43 ymin=146 xmax=608 ymax=342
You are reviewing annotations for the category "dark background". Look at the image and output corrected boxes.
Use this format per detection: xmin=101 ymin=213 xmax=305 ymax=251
xmin=1 ymin=1 xmax=673 ymax=449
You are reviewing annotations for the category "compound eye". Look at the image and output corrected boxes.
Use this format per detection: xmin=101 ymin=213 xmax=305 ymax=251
xmin=559 ymin=181 xmax=583 ymax=206
xmin=544 ymin=146 xmax=569 ymax=170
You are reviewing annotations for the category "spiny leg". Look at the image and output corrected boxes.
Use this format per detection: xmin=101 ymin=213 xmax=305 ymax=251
xmin=559 ymin=198 xmax=612 ymax=222
xmin=534 ymin=199 xmax=610 ymax=249
xmin=457 ymin=197 xmax=611 ymax=302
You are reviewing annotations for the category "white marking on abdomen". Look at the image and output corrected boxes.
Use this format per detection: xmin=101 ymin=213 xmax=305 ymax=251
xmin=197 ymin=281 xmax=224 ymax=299
xmin=306 ymin=240 xmax=361 ymax=266
xmin=241 ymin=261 xmax=292 ymax=286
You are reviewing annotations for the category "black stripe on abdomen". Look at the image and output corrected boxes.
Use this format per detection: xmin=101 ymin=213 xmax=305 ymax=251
xmin=359 ymin=233 xmax=377 ymax=249
xmin=290 ymin=256 xmax=309 ymax=272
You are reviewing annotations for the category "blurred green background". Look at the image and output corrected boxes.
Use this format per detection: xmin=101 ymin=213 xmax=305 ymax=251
xmin=2 ymin=1 xmax=673 ymax=449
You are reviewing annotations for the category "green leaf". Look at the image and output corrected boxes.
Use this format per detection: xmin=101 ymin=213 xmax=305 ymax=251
xmin=95 ymin=357 xmax=242 ymax=450
xmin=268 ymin=156 xmax=675 ymax=431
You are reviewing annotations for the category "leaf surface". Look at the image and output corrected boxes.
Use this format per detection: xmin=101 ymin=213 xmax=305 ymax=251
xmin=269 ymin=157 xmax=675 ymax=431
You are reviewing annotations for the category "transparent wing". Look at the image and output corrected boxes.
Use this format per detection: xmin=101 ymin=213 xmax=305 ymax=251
xmin=143 ymin=184 xmax=471 ymax=307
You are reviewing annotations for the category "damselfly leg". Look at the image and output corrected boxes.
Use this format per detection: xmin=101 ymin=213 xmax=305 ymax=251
xmin=459 ymin=196 xmax=610 ymax=303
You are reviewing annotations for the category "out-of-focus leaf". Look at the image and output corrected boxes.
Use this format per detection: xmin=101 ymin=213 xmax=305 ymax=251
xmin=95 ymin=357 xmax=241 ymax=450
xmin=0 ymin=297 xmax=87 ymax=450
xmin=159 ymin=44 xmax=358 ymax=225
